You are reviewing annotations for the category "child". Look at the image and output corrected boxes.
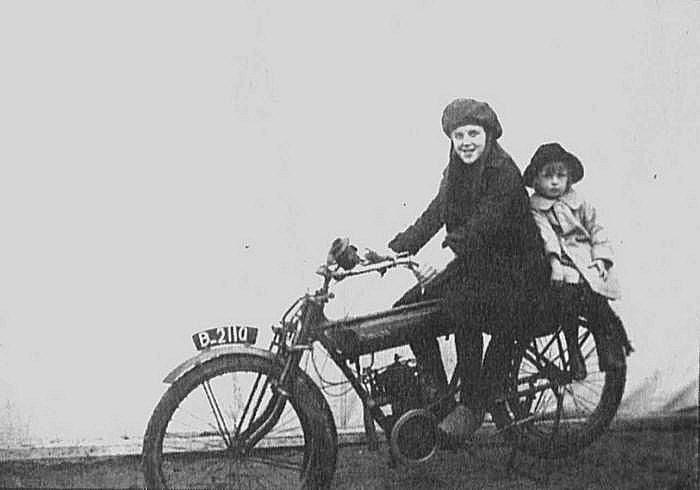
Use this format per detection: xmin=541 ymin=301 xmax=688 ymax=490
xmin=523 ymin=142 xmax=629 ymax=380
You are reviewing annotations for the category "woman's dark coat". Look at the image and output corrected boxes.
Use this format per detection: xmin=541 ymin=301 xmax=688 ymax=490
xmin=389 ymin=143 xmax=549 ymax=336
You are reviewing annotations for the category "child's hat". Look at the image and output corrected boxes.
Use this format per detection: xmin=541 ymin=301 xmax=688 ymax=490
xmin=523 ymin=142 xmax=584 ymax=188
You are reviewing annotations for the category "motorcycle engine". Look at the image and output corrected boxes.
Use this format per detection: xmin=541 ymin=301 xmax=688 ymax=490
xmin=370 ymin=356 xmax=440 ymax=465
xmin=371 ymin=356 xmax=431 ymax=419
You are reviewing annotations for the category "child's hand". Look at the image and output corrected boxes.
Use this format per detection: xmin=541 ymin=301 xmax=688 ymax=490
xmin=549 ymin=256 xmax=564 ymax=283
xmin=589 ymin=259 xmax=609 ymax=280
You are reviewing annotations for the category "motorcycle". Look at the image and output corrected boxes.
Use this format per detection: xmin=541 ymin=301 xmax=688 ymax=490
xmin=141 ymin=238 xmax=628 ymax=489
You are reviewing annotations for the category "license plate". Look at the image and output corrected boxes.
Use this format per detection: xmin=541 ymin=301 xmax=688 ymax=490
xmin=192 ymin=326 xmax=258 ymax=350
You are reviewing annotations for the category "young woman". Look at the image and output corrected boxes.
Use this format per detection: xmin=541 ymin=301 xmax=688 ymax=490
xmin=389 ymin=98 xmax=549 ymax=429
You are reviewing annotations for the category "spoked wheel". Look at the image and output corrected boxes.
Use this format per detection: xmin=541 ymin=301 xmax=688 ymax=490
xmin=492 ymin=323 xmax=626 ymax=458
xmin=142 ymin=354 xmax=337 ymax=489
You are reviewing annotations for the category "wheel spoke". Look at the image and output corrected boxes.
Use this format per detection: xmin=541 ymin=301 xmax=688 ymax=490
xmin=575 ymin=377 xmax=605 ymax=397
xmin=565 ymin=386 xmax=593 ymax=415
xmin=236 ymin=373 xmax=270 ymax=438
xmin=526 ymin=340 xmax=567 ymax=378
xmin=538 ymin=331 xmax=561 ymax=359
xmin=582 ymin=344 xmax=597 ymax=362
xmin=578 ymin=330 xmax=592 ymax=346
xmin=555 ymin=334 xmax=568 ymax=369
xmin=567 ymin=388 xmax=601 ymax=411
xmin=202 ymin=380 xmax=232 ymax=448
xmin=531 ymin=388 xmax=552 ymax=415
xmin=546 ymin=332 xmax=570 ymax=366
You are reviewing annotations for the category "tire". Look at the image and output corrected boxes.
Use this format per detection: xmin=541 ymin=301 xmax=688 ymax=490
xmin=491 ymin=325 xmax=626 ymax=459
xmin=142 ymin=354 xmax=337 ymax=489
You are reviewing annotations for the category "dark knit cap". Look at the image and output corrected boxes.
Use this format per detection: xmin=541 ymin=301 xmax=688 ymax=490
xmin=441 ymin=98 xmax=503 ymax=139
xmin=523 ymin=142 xmax=584 ymax=188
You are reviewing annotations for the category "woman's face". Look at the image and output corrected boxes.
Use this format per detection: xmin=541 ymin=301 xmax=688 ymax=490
xmin=450 ymin=124 xmax=487 ymax=164
xmin=534 ymin=161 xmax=569 ymax=198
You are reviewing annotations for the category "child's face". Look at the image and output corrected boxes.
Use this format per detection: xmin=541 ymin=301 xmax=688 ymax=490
xmin=534 ymin=161 xmax=569 ymax=199
xmin=450 ymin=124 xmax=486 ymax=164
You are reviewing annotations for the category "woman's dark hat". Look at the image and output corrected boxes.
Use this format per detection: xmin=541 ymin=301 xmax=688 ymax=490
xmin=441 ymin=98 xmax=503 ymax=139
xmin=523 ymin=142 xmax=584 ymax=188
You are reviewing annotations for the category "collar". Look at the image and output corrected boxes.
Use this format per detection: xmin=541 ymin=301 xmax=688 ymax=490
xmin=530 ymin=189 xmax=583 ymax=211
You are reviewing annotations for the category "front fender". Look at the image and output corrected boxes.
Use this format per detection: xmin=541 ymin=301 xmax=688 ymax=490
xmin=163 ymin=345 xmax=277 ymax=384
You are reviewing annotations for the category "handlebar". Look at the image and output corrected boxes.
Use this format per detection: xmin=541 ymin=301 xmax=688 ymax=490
xmin=314 ymin=239 xmax=437 ymax=300
xmin=328 ymin=252 xmax=416 ymax=281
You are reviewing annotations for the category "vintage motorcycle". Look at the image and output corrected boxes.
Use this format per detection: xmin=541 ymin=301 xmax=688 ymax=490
xmin=141 ymin=238 xmax=629 ymax=489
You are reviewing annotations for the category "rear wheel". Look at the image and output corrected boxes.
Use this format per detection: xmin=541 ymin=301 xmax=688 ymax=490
xmin=142 ymin=354 xmax=337 ymax=489
xmin=491 ymin=324 xmax=626 ymax=458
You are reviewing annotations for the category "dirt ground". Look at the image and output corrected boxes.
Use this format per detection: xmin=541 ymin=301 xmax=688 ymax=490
xmin=0 ymin=423 xmax=697 ymax=489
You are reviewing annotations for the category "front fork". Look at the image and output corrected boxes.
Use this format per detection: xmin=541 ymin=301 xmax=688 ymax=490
xmin=235 ymin=301 xmax=318 ymax=452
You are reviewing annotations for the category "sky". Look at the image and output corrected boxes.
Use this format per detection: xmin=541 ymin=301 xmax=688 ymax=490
xmin=0 ymin=1 xmax=697 ymax=444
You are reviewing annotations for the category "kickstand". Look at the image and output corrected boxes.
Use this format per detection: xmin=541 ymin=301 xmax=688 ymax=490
xmin=363 ymin=403 xmax=379 ymax=451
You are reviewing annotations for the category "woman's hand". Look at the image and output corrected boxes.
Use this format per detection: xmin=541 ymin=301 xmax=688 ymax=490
xmin=363 ymin=248 xmax=393 ymax=265
xmin=442 ymin=229 xmax=469 ymax=255
xmin=415 ymin=262 xmax=438 ymax=285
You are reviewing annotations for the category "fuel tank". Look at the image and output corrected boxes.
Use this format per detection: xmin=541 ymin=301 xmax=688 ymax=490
xmin=319 ymin=300 xmax=454 ymax=358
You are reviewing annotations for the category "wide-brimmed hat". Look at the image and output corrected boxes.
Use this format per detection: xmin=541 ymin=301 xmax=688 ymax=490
xmin=523 ymin=142 xmax=584 ymax=188
xmin=441 ymin=98 xmax=503 ymax=139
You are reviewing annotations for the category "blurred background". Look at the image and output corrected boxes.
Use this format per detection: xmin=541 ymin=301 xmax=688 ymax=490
xmin=0 ymin=1 xmax=697 ymax=448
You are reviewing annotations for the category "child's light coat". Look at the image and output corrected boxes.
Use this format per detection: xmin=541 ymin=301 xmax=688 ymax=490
xmin=530 ymin=189 xmax=621 ymax=300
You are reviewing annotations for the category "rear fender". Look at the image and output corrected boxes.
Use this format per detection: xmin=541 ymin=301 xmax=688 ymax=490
xmin=163 ymin=345 xmax=277 ymax=384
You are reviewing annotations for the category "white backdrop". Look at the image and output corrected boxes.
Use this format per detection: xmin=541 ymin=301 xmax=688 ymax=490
xmin=0 ymin=1 xmax=697 ymax=447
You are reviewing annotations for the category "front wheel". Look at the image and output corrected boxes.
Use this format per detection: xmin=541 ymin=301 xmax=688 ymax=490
xmin=491 ymin=325 xmax=626 ymax=459
xmin=142 ymin=354 xmax=337 ymax=489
